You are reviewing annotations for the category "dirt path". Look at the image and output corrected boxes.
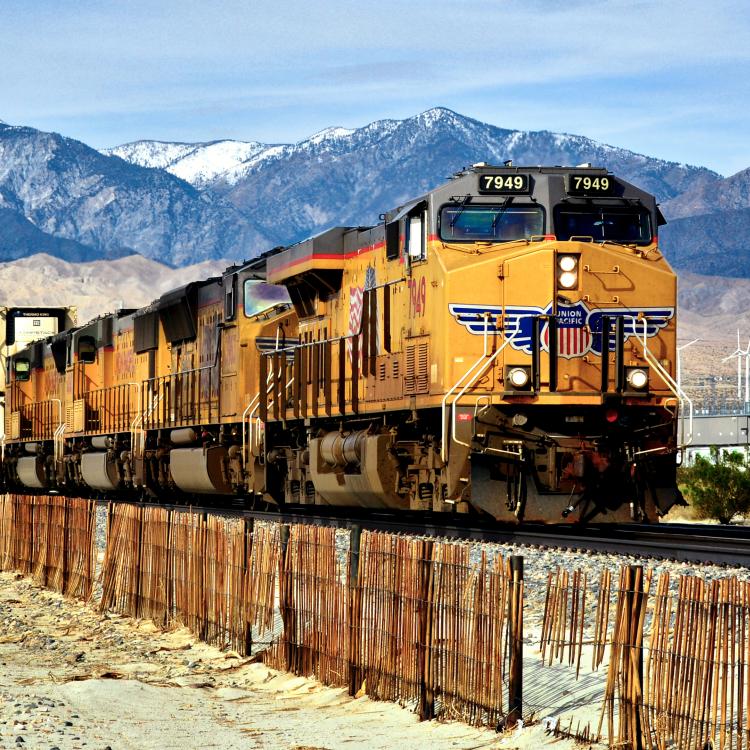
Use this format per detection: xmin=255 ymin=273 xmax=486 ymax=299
xmin=1 ymin=572 xmax=548 ymax=750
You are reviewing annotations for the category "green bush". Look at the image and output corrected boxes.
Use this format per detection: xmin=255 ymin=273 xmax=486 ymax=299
xmin=679 ymin=446 xmax=750 ymax=524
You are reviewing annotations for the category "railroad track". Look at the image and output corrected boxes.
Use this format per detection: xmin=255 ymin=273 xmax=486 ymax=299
xmin=249 ymin=510 xmax=750 ymax=566
xmin=123 ymin=500 xmax=750 ymax=567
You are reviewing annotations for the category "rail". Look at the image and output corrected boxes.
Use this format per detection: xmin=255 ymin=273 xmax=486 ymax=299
xmin=627 ymin=315 xmax=693 ymax=450
xmin=81 ymin=383 xmax=137 ymax=434
xmin=142 ymin=364 xmax=219 ymax=430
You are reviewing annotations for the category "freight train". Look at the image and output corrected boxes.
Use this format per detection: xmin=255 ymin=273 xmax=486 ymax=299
xmin=1 ymin=164 xmax=689 ymax=523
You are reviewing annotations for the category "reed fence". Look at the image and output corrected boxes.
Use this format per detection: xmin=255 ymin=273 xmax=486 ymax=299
xmin=265 ymin=529 xmax=519 ymax=727
xmin=6 ymin=495 xmax=750 ymax=748
xmin=0 ymin=494 xmax=96 ymax=599
xmin=99 ymin=503 xmax=279 ymax=655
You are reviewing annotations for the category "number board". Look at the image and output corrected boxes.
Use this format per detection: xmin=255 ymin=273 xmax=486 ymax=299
xmin=477 ymin=173 xmax=531 ymax=195
xmin=566 ymin=174 xmax=616 ymax=196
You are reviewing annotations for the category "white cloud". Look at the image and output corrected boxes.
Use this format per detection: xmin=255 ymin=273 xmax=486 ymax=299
xmin=1 ymin=0 xmax=749 ymax=172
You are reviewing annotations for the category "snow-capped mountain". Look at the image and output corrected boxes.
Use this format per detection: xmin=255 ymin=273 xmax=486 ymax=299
xmin=1 ymin=107 xmax=747 ymax=273
xmin=0 ymin=122 xmax=268 ymax=265
xmin=105 ymin=139 xmax=269 ymax=188
xmin=106 ymin=109 xmax=715 ymax=201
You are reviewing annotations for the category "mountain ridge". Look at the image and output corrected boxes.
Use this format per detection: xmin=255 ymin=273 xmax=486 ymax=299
xmin=0 ymin=107 xmax=744 ymax=274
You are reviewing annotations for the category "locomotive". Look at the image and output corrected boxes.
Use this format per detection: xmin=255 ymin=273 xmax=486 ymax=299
xmin=2 ymin=163 xmax=688 ymax=523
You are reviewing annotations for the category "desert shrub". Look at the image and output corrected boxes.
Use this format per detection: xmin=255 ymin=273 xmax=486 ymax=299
xmin=680 ymin=446 xmax=750 ymax=524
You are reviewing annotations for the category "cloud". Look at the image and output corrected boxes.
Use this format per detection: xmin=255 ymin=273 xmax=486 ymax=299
xmin=0 ymin=0 xmax=749 ymax=172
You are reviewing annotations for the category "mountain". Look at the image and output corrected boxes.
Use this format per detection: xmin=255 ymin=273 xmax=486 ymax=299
xmin=659 ymin=205 xmax=750 ymax=277
xmin=0 ymin=253 xmax=227 ymax=323
xmin=104 ymin=139 xmax=268 ymax=188
xmin=0 ymin=206 xmax=103 ymax=262
xmin=107 ymin=108 xmax=719 ymax=249
xmin=663 ymin=167 xmax=750 ymax=219
xmin=0 ymin=107 xmax=744 ymax=271
xmin=0 ymin=123 xmax=267 ymax=266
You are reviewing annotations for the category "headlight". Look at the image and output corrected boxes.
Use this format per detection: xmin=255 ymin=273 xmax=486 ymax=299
xmin=558 ymin=271 xmax=578 ymax=289
xmin=626 ymin=367 xmax=649 ymax=390
xmin=507 ymin=366 xmax=530 ymax=389
xmin=557 ymin=255 xmax=579 ymax=289
xmin=558 ymin=255 xmax=577 ymax=272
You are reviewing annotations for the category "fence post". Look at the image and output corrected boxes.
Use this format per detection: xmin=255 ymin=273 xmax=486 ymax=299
xmin=279 ymin=524 xmax=294 ymax=672
xmin=508 ymin=555 xmax=524 ymax=728
xmin=134 ymin=505 xmax=145 ymax=618
xmin=243 ymin=516 xmax=254 ymax=656
xmin=418 ymin=538 xmax=435 ymax=721
xmin=61 ymin=498 xmax=70 ymax=594
xmin=624 ymin=565 xmax=645 ymax=750
xmin=347 ymin=524 xmax=362 ymax=696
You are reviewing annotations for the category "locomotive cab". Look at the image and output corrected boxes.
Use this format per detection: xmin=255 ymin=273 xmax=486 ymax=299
xmin=255 ymin=164 xmax=685 ymax=523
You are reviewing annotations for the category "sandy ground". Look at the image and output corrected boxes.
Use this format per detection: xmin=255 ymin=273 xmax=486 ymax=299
xmin=0 ymin=571 xmax=598 ymax=750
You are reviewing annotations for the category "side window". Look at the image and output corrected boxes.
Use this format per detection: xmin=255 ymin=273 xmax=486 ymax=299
xmin=385 ymin=220 xmax=400 ymax=260
xmin=78 ymin=335 xmax=97 ymax=364
xmin=224 ymin=275 xmax=236 ymax=321
xmin=13 ymin=359 xmax=30 ymax=382
xmin=243 ymin=279 xmax=292 ymax=318
xmin=407 ymin=212 xmax=426 ymax=261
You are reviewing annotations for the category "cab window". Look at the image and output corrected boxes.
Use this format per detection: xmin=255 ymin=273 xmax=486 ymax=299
xmin=439 ymin=204 xmax=543 ymax=242
xmin=243 ymin=280 xmax=292 ymax=318
xmin=554 ymin=206 xmax=652 ymax=244
xmin=13 ymin=359 xmax=30 ymax=382
xmin=406 ymin=213 xmax=426 ymax=260
xmin=78 ymin=335 xmax=97 ymax=363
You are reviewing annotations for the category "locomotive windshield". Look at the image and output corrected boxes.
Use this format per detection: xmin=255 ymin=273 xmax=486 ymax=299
xmin=554 ymin=206 xmax=652 ymax=244
xmin=439 ymin=204 xmax=544 ymax=242
xmin=243 ymin=280 xmax=291 ymax=317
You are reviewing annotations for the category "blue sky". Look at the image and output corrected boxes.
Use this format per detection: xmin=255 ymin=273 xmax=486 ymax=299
xmin=2 ymin=0 xmax=749 ymax=175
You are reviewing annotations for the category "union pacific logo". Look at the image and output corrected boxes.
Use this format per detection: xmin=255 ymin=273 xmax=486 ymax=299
xmin=448 ymin=301 xmax=673 ymax=359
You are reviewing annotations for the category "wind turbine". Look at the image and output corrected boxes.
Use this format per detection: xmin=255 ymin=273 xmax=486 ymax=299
xmin=723 ymin=330 xmax=744 ymax=401
xmin=676 ymin=338 xmax=700 ymax=392
xmin=742 ymin=338 xmax=750 ymax=406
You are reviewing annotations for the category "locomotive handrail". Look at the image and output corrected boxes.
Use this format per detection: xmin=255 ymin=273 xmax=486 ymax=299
xmin=242 ymin=360 xmax=291 ymax=472
xmin=258 ymin=277 xmax=402 ymax=357
xmin=449 ymin=329 xmax=520 ymax=458
xmin=126 ymin=382 xmax=144 ymax=458
xmin=440 ymin=314 xmax=523 ymax=463
xmin=133 ymin=386 xmax=164 ymax=455
xmin=51 ymin=398 xmax=64 ymax=466
xmin=440 ymin=312 xmax=492 ymax=462
xmin=628 ymin=315 xmax=693 ymax=450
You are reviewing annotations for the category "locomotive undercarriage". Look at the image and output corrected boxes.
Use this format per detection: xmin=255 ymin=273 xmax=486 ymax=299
xmin=258 ymin=401 xmax=683 ymax=524
xmin=2 ymin=401 xmax=683 ymax=525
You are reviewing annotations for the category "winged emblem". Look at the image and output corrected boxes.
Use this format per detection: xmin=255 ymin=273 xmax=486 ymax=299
xmin=449 ymin=301 xmax=674 ymax=359
xmin=447 ymin=304 xmax=504 ymax=335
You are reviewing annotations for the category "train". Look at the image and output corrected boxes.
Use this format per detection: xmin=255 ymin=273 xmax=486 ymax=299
xmin=1 ymin=163 xmax=688 ymax=523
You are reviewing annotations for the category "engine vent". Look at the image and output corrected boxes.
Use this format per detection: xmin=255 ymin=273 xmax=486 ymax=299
xmin=404 ymin=337 xmax=429 ymax=395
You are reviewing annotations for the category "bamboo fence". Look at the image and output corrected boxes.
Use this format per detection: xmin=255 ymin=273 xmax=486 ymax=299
xmin=7 ymin=495 xmax=750 ymax=747
xmin=0 ymin=494 xmax=96 ymax=599
xmin=100 ymin=503 xmax=279 ymax=655
xmin=265 ymin=524 xmax=349 ymax=687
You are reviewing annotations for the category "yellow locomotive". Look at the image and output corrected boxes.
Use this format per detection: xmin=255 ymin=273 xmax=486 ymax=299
xmin=2 ymin=164 xmax=687 ymax=523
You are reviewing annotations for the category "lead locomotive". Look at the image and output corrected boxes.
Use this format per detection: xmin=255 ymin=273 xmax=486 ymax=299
xmin=2 ymin=164 xmax=686 ymax=523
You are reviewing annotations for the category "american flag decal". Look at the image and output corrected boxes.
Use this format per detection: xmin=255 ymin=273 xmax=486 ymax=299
xmin=544 ymin=324 xmax=592 ymax=358
xmin=347 ymin=265 xmax=378 ymax=368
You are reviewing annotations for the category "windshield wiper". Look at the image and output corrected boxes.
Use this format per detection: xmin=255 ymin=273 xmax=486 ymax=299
xmin=449 ymin=195 xmax=472 ymax=228
xmin=490 ymin=197 xmax=513 ymax=233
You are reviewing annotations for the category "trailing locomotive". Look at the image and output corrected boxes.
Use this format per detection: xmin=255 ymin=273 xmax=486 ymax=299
xmin=1 ymin=164 xmax=688 ymax=523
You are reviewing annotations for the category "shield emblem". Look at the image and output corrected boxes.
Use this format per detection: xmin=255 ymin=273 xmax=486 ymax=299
xmin=542 ymin=301 xmax=592 ymax=358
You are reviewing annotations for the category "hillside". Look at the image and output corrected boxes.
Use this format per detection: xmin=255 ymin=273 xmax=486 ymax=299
xmin=0 ymin=253 xmax=227 ymax=322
